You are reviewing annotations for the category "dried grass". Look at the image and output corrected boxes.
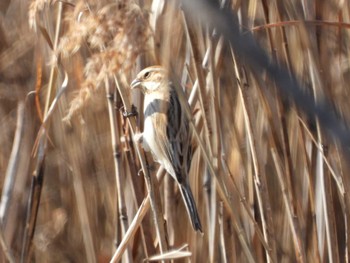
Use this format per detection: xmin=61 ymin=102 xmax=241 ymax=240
xmin=1 ymin=0 xmax=350 ymax=262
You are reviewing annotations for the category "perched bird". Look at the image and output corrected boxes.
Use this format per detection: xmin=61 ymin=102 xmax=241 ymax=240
xmin=130 ymin=66 xmax=202 ymax=232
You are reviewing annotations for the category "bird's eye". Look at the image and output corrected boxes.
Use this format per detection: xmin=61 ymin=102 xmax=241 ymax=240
xmin=144 ymin=72 xmax=151 ymax=79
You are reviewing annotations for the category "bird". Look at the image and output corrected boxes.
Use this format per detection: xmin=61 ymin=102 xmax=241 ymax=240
xmin=130 ymin=65 xmax=202 ymax=232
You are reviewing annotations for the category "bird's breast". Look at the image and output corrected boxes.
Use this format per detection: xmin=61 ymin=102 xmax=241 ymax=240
xmin=142 ymin=93 xmax=174 ymax=172
xmin=143 ymin=115 xmax=164 ymax=162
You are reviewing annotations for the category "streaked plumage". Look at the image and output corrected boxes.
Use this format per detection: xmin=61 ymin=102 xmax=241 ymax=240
xmin=131 ymin=66 xmax=202 ymax=232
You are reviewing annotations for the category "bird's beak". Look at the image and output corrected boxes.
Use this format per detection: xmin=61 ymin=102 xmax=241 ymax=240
xmin=130 ymin=78 xmax=141 ymax=89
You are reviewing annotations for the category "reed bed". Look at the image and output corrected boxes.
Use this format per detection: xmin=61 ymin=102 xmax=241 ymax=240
xmin=1 ymin=0 xmax=350 ymax=262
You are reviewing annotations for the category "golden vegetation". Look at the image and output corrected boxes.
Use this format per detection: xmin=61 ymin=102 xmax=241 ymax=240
xmin=1 ymin=0 xmax=350 ymax=262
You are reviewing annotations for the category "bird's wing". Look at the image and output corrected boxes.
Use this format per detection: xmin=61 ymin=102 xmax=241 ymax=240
xmin=144 ymin=88 xmax=191 ymax=183
xmin=165 ymin=88 xmax=191 ymax=183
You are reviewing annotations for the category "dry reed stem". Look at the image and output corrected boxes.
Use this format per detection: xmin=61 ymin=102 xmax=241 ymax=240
xmin=221 ymin=159 xmax=271 ymax=254
xmin=0 ymin=228 xmax=14 ymax=263
xmin=171 ymin=72 xmax=256 ymax=262
xmin=43 ymin=2 xmax=62 ymax=116
xmin=145 ymin=244 xmax=191 ymax=261
xmin=124 ymin=149 xmax=156 ymax=258
xmin=182 ymin=13 xmax=213 ymax=158
xmin=21 ymin=3 xmax=64 ymax=262
xmin=298 ymin=117 xmax=344 ymax=195
xmin=234 ymin=50 xmax=276 ymax=263
xmin=104 ymin=78 xmax=132 ymax=262
xmin=70 ymin=158 xmax=96 ymax=263
xmin=0 ymin=102 xmax=25 ymax=224
xmin=271 ymin=148 xmax=306 ymax=262
xmin=298 ymin=124 xmax=321 ymax=261
xmin=110 ymin=196 xmax=150 ymax=263
xmin=218 ymin=202 xmax=227 ymax=263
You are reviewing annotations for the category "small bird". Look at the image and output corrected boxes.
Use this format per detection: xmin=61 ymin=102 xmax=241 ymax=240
xmin=130 ymin=66 xmax=202 ymax=232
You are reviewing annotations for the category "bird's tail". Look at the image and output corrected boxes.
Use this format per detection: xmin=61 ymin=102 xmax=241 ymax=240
xmin=179 ymin=183 xmax=202 ymax=232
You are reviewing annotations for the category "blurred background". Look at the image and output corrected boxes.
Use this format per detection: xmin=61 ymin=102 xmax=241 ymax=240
xmin=1 ymin=0 xmax=350 ymax=262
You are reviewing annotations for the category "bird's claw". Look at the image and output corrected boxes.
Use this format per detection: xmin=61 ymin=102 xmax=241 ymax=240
xmin=134 ymin=133 xmax=143 ymax=143
xmin=122 ymin=104 xmax=138 ymax=117
xmin=146 ymin=164 xmax=156 ymax=172
xmin=137 ymin=164 xmax=155 ymax=177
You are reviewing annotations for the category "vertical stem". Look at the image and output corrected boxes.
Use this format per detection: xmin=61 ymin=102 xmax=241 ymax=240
xmin=21 ymin=3 xmax=63 ymax=262
xmin=271 ymin=148 xmax=306 ymax=262
xmin=232 ymin=49 xmax=277 ymax=263
xmin=43 ymin=2 xmax=63 ymax=117
xmin=105 ymin=79 xmax=132 ymax=262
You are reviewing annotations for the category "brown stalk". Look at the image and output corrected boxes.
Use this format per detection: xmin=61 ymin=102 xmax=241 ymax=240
xmin=218 ymin=202 xmax=227 ymax=263
xmin=232 ymin=50 xmax=276 ymax=263
xmin=0 ymin=228 xmax=14 ymax=263
xmin=124 ymin=146 xmax=156 ymax=258
xmin=270 ymin=148 xmax=306 ymax=262
xmin=221 ymin=158 xmax=272 ymax=256
xmin=21 ymin=148 xmax=46 ymax=263
xmin=334 ymin=146 xmax=350 ymax=262
xmin=110 ymin=196 xmax=151 ymax=263
xmin=250 ymin=20 xmax=350 ymax=32
xmin=21 ymin=2 xmax=64 ymax=262
xmin=298 ymin=117 xmax=344 ymax=194
xmin=0 ymin=102 xmax=23 ymax=263
xmin=0 ymin=102 xmax=25 ymax=225
xmin=182 ymin=12 xmax=213 ymax=159
xmin=4 ymin=0 xmax=350 ymax=261
xmin=170 ymin=67 xmax=256 ymax=263
xmin=183 ymin=13 xmax=228 ymax=262
xmin=316 ymin=124 xmax=340 ymax=263
xmin=322 ymin=145 xmax=340 ymax=263
xmin=104 ymin=78 xmax=132 ymax=262
xmin=297 ymin=120 xmax=321 ymax=261
xmin=269 ymin=2 xmax=305 ymax=223
xmin=274 ymin=4 xmax=309 ymax=258
xmin=263 ymin=4 xmax=302 ymax=252
xmin=70 ymin=153 xmax=96 ymax=263
xmin=206 ymin=168 xmax=218 ymax=263
xmin=308 ymin=8 xmax=340 ymax=256
xmin=205 ymin=32 xmax=222 ymax=263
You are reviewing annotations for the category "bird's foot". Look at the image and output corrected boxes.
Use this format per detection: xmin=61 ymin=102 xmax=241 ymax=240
xmin=133 ymin=132 xmax=143 ymax=144
xmin=136 ymin=164 xmax=155 ymax=176
xmin=122 ymin=104 xmax=138 ymax=117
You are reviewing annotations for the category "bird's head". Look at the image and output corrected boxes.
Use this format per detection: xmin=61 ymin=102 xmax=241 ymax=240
xmin=130 ymin=66 xmax=169 ymax=94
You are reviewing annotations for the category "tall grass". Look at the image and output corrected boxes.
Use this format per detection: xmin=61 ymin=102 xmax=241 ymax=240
xmin=1 ymin=0 xmax=350 ymax=262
